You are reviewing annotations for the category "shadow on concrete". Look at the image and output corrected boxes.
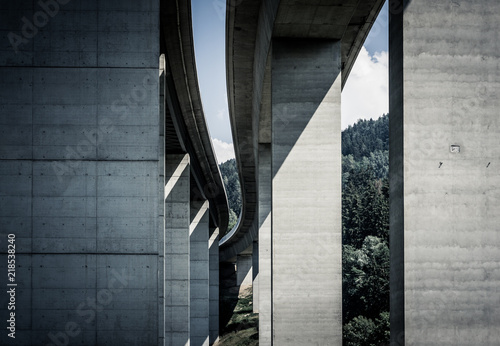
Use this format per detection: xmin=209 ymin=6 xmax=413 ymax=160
xmin=388 ymin=1 xmax=411 ymax=345
xmin=219 ymin=262 xmax=239 ymax=333
xmin=270 ymin=38 xmax=341 ymax=178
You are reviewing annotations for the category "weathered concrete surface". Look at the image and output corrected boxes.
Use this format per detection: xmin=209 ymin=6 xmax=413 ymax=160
xmin=159 ymin=54 xmax=166 ymax=344
xmin=271 ymin=39 xmax=342 ymax=345
xmin=190 ymin=199 xmax=210 ymax=346
xmin=0 ymin=1 xmax=161 ymax=345
xmin=390 ymin=0 xmax=500 ymax=344
xmin=236 ymin=254 xmax=253 ymax=289
xmin=209 ymin=227 xmax=220 ymax=344
xmin=252 ymin=240 xmax=259 ymax=313
xmin=258 ymin=143 xmax=272 ymax=345
xmin=165 ymin=154 xmax=191 ymax=346
xmin=389 ymin=1 xmax=405 ymax=344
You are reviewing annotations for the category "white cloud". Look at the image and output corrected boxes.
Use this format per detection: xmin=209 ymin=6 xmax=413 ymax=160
xmin=212 ymin=138 xmax=235 ymax=164
xmin=216 ymin=108 xmax=226 ymax=120
xmin=341 ymin=47 xmax=388 ymax=129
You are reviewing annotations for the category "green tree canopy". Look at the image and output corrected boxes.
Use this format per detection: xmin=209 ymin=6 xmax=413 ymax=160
xmin=342 ymin=115 xmax=390 ymax=346
xmin=219 ymin=158 xmax=242 ymax=230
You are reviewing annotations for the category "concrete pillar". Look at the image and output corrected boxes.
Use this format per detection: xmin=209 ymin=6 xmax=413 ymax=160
xmin=258 ymin=143 xmax=272 ymax=345
xmin=236 ymin=254 xmax=253 ymax=289
xmin=209 ymin=228 xmax=220 ymax=345
xmin=390 ymin=0 xmax=500 ymax=344
xmin=252 ymin=240 xmax=259 ymax=313
xmin=159 ymin=53 xmax=166 ymax=346
xmin=0 ymin=2 xmax=161 ymax=345
xmin=271 ymin=39 xmax=342 ymax=345
xmin=165 ymin=154 xmax=191 ymax=346
xmin=190 ymin=199 xmax=210 ymax=346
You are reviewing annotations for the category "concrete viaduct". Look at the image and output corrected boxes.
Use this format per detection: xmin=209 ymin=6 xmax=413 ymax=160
xmin=0 ymin=0 xmax=228 ymax=345
xmin=0 ymin=0 xmax=499 ymax=346
xmin=221 ymin=0 xmax=500 ymax=345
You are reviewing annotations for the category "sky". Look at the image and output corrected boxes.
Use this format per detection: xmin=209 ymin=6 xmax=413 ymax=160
xmin=192 ymin=0 xmax=389 ymax=163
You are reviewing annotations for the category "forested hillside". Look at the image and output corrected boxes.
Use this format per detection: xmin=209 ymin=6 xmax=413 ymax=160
xmin=218 ymin=115 xmax=390 ymax=345
xmin=342 ymin=115 xmax=389 ymax=345
xmin=219 ymin=158 xmax=241 ymax=230
xmin=342 ymin=114 xmax=388 ymax=159
xmin=342 ymin=114 xmax=389 ymax=180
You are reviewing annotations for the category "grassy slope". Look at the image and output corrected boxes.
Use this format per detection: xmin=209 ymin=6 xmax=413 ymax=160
xmin=216 ymin=287 xmax=259 ymax=346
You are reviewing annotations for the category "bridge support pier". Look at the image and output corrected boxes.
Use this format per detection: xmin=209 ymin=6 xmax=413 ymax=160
xmin=209 ymin=228 xmax=220 ymax=345
xmin=268 ymin=38 xmax=343 ymax=345
xmin=252 ymin=240 xmax=259 ymax=313
xmin=236 ymin=254 xmax=253 ymax=289
xmin=165 ymin=154 xmax=191 ymax=346
xmin=190 ymin=199 xmax=210 ymax=346
xmin=258 ymin=143 xmax=273 ymax=345
xmin=390 ymin=0 xmax=500 ymax=344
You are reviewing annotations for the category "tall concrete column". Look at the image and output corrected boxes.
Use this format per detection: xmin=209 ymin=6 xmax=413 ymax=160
xmin=390 ymin=0 xmax=500 ymax=344
xmin=165 ymin=154 xmax=191 ymax=346
xmin=252 ymin=240 xmax=259 ymax=313
xmin=258 ymin=143 xmax=272 ymax=345
xmin=209 ymin=227 xmax=220 ymax=345
xmin=159 ymin=54 xmax=166 ymax=345
xmin=236 ymin=254 xmax=253 ymax=289
xmin=0 ymin=1 xmax=161 ymax=345
xmin=190 ymin=199 xmax=210 ymax=346
xmin=271 ymin=39 xmax=342 ymax=345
